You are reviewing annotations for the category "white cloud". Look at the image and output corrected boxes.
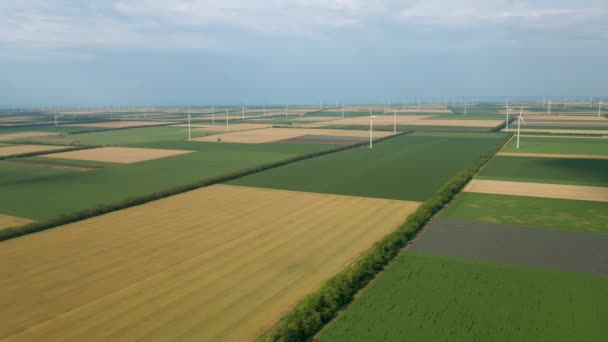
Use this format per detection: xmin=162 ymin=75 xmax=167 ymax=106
xmin=0 ymin=0 xmax=605 ymax=51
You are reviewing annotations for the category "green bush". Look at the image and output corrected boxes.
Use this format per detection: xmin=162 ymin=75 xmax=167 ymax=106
xmin=261 ymin=134 xmax=511 ymax=342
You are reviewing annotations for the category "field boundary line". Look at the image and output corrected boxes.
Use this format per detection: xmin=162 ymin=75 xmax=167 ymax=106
xmin=0 ymin=132 xmax=408 ymax=242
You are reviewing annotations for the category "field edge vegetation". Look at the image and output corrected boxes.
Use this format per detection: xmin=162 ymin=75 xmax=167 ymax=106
xmin=260 ymin=133 xmax=512 ymax=342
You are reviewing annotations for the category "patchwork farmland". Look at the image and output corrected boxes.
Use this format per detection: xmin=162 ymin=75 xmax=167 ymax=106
xmin=318 ymin=121 xmax=608 ymax=342
xmin=0 ymin=101 xmax=606 ymax=342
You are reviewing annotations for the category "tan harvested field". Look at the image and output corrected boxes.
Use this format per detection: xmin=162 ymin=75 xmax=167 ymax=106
xmin=292 ymin=123 xmax=326 ymax=128
xmin=520 ymin=135 xmax=608 ymax=139
xmin=510 ymin=115 xmax=607 ymax=121
xmin=291 ymin=116 xmax=343 ymax=122
xmin=394 ymin=108 xmax=450 ymax=113
xmin=504 ymin=128 xmax=608 ymax=134
xmin=0 ymin=131 xmax=59 ymax=141
xmin=464 ymin=179 xmax=608 ymax=202
xmin=403 ymin=119 xmax=504 ymax=127
xmin=0 ymin=184 xmax=420 ymax=341
xmin=524 ymin=121 xmax=608 ymax=127
xmin=320 ymin=115 xmax=433 ymax=126
xmin=496 ymin=152 xmax=608 ymax=160
xmin=45 ymin=147 xmax=193 ymax=164
xmin=193 ymin=127 xmax=395 ymax=143
xmin=174 ymin=123 xmax=271 ymax=132
xmin=66 ymin=120 xmax=175 ymax=128
xmin=0 ymin=144 xmax=67 ymax=157
xmin=0 ymin=214 xmax=32 ymax=230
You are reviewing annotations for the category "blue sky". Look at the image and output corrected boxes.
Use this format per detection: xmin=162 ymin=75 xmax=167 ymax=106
xmin=1 ymin=1 xmax=606 ymax=106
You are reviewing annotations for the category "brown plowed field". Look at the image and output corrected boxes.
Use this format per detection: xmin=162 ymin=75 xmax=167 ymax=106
xmin=45 ymin=147 xmax=193 ymax=164
xmin=411 ymin=219 xmax=608 ymax=275
xmin=464 ymin=179 xmax=608 ymax=202
xmin=0 ymin=185 xmax=420 ymax=341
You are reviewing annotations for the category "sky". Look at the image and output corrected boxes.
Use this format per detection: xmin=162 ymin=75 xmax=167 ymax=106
xmin=0 ymin=0 xmax=606 ymax=107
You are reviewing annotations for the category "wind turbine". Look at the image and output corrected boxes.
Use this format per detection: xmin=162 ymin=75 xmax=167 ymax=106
xmin=547 ymin=100 xmax=552 ymax=115
xmin=263 ymin=104 xmax=266 ymax=117
xmin=417 ymin=99 xmax=420 ymax=113
xmin=226 ymin=109 xmax=230 ymax=132
xmin=54 ymin=110 xmax=58 ymax=127
xmin=285 ymin=104 xmax=288 ymax=118
xmin=368 ymin=108 xmax=376 ymax=149
xmin=187 ymin=108 xmax=192 ymax=141
xmin=516 ymin=106 xmax=526 ymax=149
xmin=505 ymin=104 xmax=513 ymax=132
xmin=341 ymin=104 xmax=345 ymax=118
xmin=599 ymin=100 xmax=603 ymax=117
xmin=393 ymin=109 xmax=397 ymax=134
xmin=211 ymin=106 xmax=215 ymax=125
xmin=464 ymin=101 xmax=467 ymax=115
xmin=242 ymin=105 xmax=245 ymax=120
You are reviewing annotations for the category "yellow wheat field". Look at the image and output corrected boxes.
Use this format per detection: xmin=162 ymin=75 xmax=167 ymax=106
xmin=0 ymin=214 xmax=32 ymax=230
xmin=0 ymin=144 xmax=67 ymax=157
xmin=45 ymin=147 xmax=193 ymax=164
xmin=0 ymin=184 xmax=420 ymax=341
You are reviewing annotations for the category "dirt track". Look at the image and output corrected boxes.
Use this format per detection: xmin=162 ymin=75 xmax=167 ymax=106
xmin=464 ymin=179 xmax=608 ymax=202
xmin=410 ymin=219 xmax=608 ymax=275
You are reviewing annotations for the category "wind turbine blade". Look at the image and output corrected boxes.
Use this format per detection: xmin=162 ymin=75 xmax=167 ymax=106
xmin=519 ymin=115 xmax=527 ymax=126
xmin=368 ymin=108 xmax=373 ymax=116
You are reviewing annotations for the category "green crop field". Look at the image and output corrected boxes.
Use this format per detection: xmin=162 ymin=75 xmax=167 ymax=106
xmin=0 ymin=141 xmax=336 ymax=220
xmin=502 ymin=136 xmax=608 ymax=155
xmin=319 ymin=252 xmax=608 ymax=342
xmin=443 ymin=193 xmax=608 ymax=233
xmin=230 ymin=132 xmax=506 ymax=201
xmin=478 ymin=156 xmax=608 ymax=187
xmin=23 ymin=126 xmax=206 ymax=146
